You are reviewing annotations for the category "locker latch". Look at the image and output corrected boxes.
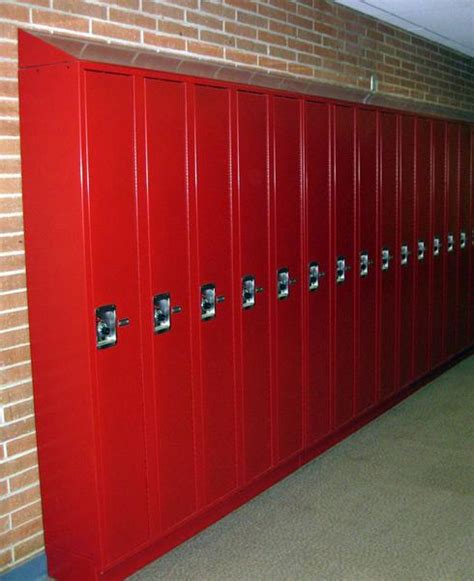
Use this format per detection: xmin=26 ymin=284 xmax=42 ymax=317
xmin=153 ymin=293 xmax=182 ymax=334
xmin=460 ymin=231 xmax=467 ymax=249
xmin=433 ymin=236 xmax=442 ymax=256
xmin=277 ymin=268 xmax=296 ymax=299
xmin=447 ymin=233 xmax=454 ymax=253
xmin=400 ymin=244 xmax=410 ymax=266
xmin=96 ymin=304 xmax=117 ymax=349
xmin=201 ymin=284 xmax=217 ymax=320
xmin=359 ymin=251 xmax=370 ymax=277
xmin=242 ymin=276 xmax=256 ymax=309
xmin=417 ymin=240 xmax=426 ymax=261
xmin=381 ymin=248 xmax=393 ymax=271
xmin=309 ymin=262 xmax=325 ymax=291
xmin=336 ymin=257 xmax=350 ymax=284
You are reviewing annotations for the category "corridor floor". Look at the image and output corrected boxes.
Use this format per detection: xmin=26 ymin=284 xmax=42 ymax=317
xmin=130 ymin=355 xmax=474 ymax=581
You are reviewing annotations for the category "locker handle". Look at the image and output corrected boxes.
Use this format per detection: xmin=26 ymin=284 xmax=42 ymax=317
xmin=216 ymin=295 xmax=226 ymax=303
xmin=289 ymin=278 xmax=297 ymax=285
xmin=171 ymin=306 xmax=183 ymax=314
xmin=118 ymin=318 xmax=130 ymax=327
xmin=256 ymin=287 xmax=264 ymax=293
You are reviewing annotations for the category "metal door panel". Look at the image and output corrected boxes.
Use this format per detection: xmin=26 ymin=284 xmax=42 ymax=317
xmin=413 ymin=118 xmax=432 ymax=377
xmin=356 ymin=108 xmax=378 ymax=412
xmin=85 ymin=71 xmax=149 ymax=560
xmin=399 ymin=116 xmax=416 ymax=387
xmin=144 ymin=78 xmax=196 ymax=531
xmin=457 ymin=124 xmax=471 ymax=350
xmin=445 ymin=123 xmax=459 ymax=358
xmin=333 ymin=104 xmax=356 ymax=426
xmin=305 ymin=101 xmax=331 ymax=443
xmin=236 ymin=91 xmax=272 ymax=481
xmin=379 ymin=112 xmax=399 ymax=398
xmin=273 ymin=96 xmax=303 ymax=462
xmin=431 ymin=120 xmax=446 ymax=367
xmin=194 ymin=84 xmax=237 ymax=503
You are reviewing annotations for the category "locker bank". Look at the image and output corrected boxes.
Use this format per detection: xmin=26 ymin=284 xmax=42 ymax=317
xmin=17 ymin=29 xmax=472 ymax=581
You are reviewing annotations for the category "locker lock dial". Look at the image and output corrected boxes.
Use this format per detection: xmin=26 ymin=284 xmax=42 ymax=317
xmin=417 ymin=240 xmax=426 ymax=261
xmin=381 ymin=248 xmax=393 ymax=271
xmin=309 ymin=262 xmax=325 ymax=291
xmin=96 ymin=305 xmax=117 ymax=349
xmin=447 ymin=233 xmax=454 ymax=253
xmin=433 ymin=236 xmax=442 ymax=256
xmin=242 ymin=276 xmax=263 ymax=309
xmin=460 ymin=231 xmax=467 ymax=249
xmin=359 ymin=251 xmax=372 ymax=278
xmin=401 ymin=244 xmax=411 ymax=266
xmin=277 ymin=268 xmax=296 ymax=300
xmin=336 ymin=257 xmax=350 ymax=284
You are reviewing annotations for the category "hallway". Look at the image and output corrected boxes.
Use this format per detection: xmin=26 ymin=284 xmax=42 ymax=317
xmin=131 ymin=356 xmax=474 ymax=581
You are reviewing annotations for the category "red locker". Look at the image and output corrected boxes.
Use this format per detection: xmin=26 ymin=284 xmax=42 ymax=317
xmin=236 ymin=90 xmax=273 ymax=482
xmin=356 ymin=107 xmax=378 ymax=411
xmin=333 ymin=104 xmax=356 ymax=426
xmin=431 ymin=120 xmax=447 ymax=368
xmin=143 ymin=78 xmax=197 ymax=531
xmin=379 ymin=112 xmax=399 ymax=398
xmin=305 ymin=100 xmax=332 ymax=444
xmin=399 ymin=115 xmax=416 ymax=388
xmin=457 ymin=124 xmax=472 ymax=350
xmin=84 ymin=71 xmax=150 ymax=561
xmin=272 ymin=95 xmax=304 ymax=462
xmin=413 ymin=118 xmax=432 ymax=378
xmin=194 ymin=84 xmax=237 ymax=504
xmin=445 ymin=123 xmax=460 ymax=358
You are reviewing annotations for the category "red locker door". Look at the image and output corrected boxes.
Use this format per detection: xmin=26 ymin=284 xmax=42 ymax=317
xmin=413 ymin=118 xmax=432 ymax=378
xmin=379 ymin=112 xmax=399 ymax=398
xmin=444 ymin=123 xmax=459 ymax=358
xmin=84 ymin=71 xmax=149 ymax=561
xmin=399 ymin=115 xmax=416 ymax=388
xmin=457 ymin=124 xmax=471 ymax=350
xmin=356 ymin=107 xmax=378 ymax=412
xmin=333 ymin=104 xmax=356 ymax=426
xmin=144 ymin=78 xmax=197 ymax=531
xmin=273 ymin=95 xmax=304 ymax=463
xmin=236 ymin=90 xmax=272 ymax=482
xmin=305 ymin=100 xmax=331 ymax=445
xmin=194 ymin=84 xmax=237 ymax=504
xmin=431 ymin=120 xmax=447 ymax=368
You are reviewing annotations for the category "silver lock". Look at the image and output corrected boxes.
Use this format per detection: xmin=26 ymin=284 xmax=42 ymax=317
xmin=417 ymin=240 xmax=426 ymax=261
xmin=336 ymin=256 xmax=350 ymax=284
xmin=447 ymin=233 xmax=454 ymax=253
xmin=433 ymin=236 xmax=441 ymax=256
xmin=309 ymin=262 xmax=325 ymax=291
xmin=400 ymin=244 xmax=410 ymax=266
xmin=277 ymin=268 xmax=292 ymax=300
xmin=153 ymin=293 xmax=182 ymax=334
xmin=460 ymin=231 xmax=467 ymax=249
xmin=201 ymin=284 xmax=216 ymax=320
xmin=359 ymin=251 xmax=369 ymax=277
xmin=96 ymin=304 xmax=117 ymax=349
xmin=381 ymin=247 xmax=393 ymax=271
xmin=242 ymin=275 xmax=256 ymax=309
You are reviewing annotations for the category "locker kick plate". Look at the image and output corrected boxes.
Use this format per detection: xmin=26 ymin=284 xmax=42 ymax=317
xmin=96 ymin=304 xmax=117 ymax=349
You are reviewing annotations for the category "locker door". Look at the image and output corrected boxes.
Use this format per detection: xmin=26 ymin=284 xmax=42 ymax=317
xmin=273 ymin=96 xmax=303 ymax=462
xmin=457 ymin=124 xmax=471 ymax=350
xmin=194 ymin=84 xmax=237 ymax=504
xmin=399 ymin=115 xmax=416 ymax=388
xmin=356 ymin=107 xmax=378 ymax=412
xmin=413 ymin=118 xmax=432 ymax=378
xmin=144 ymin=78 xmax=196 ymax=531
xmin=305 ymin=100 xmax=331 ymax=444
xmin=379 ymin=112 xmax=399 ymax=398
xmin=444 ymin=123 xmax=459 ymax=358
xmin=471 ymin=127 xmax=474 ymax=345
xmin=236 ymin=90 xmax=272 ymax=482
xmin=333 ymin=104 xmax=356 ymax=426
xmin=431 ymin=120 xmax=446 ymax=368
xmin=85 ymin=71 xmax=149 ymax=561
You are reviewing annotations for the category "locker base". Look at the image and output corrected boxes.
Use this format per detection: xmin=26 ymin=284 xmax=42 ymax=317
xmin=48 ymin=345 xmax=473 ymax=581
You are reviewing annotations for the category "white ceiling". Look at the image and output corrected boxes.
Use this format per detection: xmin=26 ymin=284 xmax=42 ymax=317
xmin=334 ymin=0 xmax=474 ymax=57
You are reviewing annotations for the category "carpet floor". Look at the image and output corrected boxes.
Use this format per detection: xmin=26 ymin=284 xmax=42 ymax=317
xmin=130 ymin=355 xmax=474 ymax=581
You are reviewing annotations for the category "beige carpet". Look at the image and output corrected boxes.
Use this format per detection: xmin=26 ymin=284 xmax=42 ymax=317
xmin=130 ymin=355 xmax=474 ymax=581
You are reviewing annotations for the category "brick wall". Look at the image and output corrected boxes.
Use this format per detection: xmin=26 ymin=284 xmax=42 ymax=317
xmin=0 ymin=0 xmax=472 ymax=573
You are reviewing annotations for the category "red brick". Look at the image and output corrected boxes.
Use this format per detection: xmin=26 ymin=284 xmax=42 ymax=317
xmin=143 ymin=32 xmax=186 ymax=51
xmin=14 ymin=532 xmax=44 ymax=561
xmin=200 ymin=30 xmax=235 ymax=48
xmin=11 ymin=501 xmax=42 ymax=528
xmin=225 ymin=21 xmax=257 ymax=39
xmin=52 ymin=0 xmax=107 ymax=18
xmin=109 ymin=7 xmax=156 ymax=29
xmin=158 ymin=20 xmax=199 ymax=39
xmin=0 ymin=344 xmax=30 ymax=367
xmin=10 ymin=467 xmax=40 ymax=492
xmin=142 ymin=0 xmax=184 ymax=19
xmin=92 ymin=21 xmax=141 ymax=42
xmin=0 ymin=5 xmax=29 ymax=22
xmin=32 ymin=9 xmax=89 ymax=32
xmin=258 ymin=56 xmax=288 ymax=72
xmin=258 ymin=30 xmax=287 ymax=47
xmin=225 ymin=49 xmax=257 ymax=66
xmin=187 ymin=12 xmax=223 ymax=30
xmin=187 ymin=41 xmax=223 ymax=59
xmin=3 ymin=398 xmax=34 ymax=423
